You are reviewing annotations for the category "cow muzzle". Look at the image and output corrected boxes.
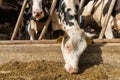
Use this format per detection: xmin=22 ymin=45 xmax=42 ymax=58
xmin=65 ymin=64 xmax=79 ymax=74
xmin=33 ymin=9 xmax=44 ymax=20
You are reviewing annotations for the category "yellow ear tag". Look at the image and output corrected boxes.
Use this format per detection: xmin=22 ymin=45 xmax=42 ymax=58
xmin=86 ymin=38 xmax=93 ymax=45
xmin=26 ymin=3 xmax=29 ymax=8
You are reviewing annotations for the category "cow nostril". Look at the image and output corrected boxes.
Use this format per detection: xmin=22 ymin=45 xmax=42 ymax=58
xmin=33 ymin=11 xmax=41 ymax=16
xmin=36 ymin=12 xmax=40 ymax=16
xmin=34 ymin=11 xmax=37 ymax=15
xmin=39 ymin=12 xmax=43 ymax=15
xmin=67 ymin=66 xmax=79 ymax=74
xmin=34 ymin=11 xmax=43 ymax=16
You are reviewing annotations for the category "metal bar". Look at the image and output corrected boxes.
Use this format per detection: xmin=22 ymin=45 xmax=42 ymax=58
xmin=99 ymin=0 xmax=116 ymax=39
xmin=78 ymin=0 xmax=85 ymax=16
xmin=11 ymin=0 xmax=28 ymax=40
xmin=93 ymin=38 xmax=120 ymax=43
xmin=0 ymin=40 xmax=56 ymax=45
xmin=38 ymin=0 xmax=57 ymax=40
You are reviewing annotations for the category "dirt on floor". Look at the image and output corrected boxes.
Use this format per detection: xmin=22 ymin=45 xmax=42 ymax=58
xmin=0 ymin=60 xmax=119 ymax=80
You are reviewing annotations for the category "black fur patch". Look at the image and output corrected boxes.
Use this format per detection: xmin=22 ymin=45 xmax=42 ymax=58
xmin=103 ymin=0 xmax=112 ymax=16
xmin=57 ymin=1 xmax=78 ymax=27
xmin=64 ymin=8 xmax=75 ymax=26
xmin=57 ymin=0 xmax=66 ymax=21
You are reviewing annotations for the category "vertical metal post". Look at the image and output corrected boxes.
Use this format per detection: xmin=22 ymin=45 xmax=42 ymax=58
xmin=11 ymin=0 xmax=28 ymax=40
xmin=99 ymin=0 xmax=116 ymax=39
xmin=78 ymin=0 xmax=85 ymax=16
xmin=38 ymin=0 xmax=57 ymax=40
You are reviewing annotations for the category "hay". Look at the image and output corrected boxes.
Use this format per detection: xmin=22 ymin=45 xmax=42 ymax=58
xmin=0 ymin=60 xmax=119 ymax=80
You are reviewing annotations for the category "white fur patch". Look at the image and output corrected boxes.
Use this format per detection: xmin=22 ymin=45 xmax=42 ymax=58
xmin=32 ymin=0 xmax=43 ymax=10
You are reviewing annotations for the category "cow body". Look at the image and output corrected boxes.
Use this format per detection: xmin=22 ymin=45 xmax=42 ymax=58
xmin=82 ymin=0 xmax=120 ymax=39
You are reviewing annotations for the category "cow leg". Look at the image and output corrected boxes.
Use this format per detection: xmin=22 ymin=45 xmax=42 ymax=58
xmin=105 ymin=16 xmax=114 ymax=39
xmin=28 ymin=20 xmax=38 ymax=40
xmin=28 ymin=23 xmax=35 ymax=40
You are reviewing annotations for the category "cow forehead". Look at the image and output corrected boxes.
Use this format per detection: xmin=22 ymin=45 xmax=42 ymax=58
xmin=57 ymin=0 xmax=79 ymax=29
xmin=32 ymin=0 xmax=43 ymax=9
xmin=58 ymin=0 xmax=79 ymax=14
xmin=32 ymin=0 xmax=42 ymax=3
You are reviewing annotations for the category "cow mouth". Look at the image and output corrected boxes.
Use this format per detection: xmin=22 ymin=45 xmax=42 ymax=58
xmin=34 ymin=12 xmax=45 ymax=21
xmin=65 ymin=64 xmax=79 ymax=74
xmin=35 ymin=15 xmax=44 ymax=21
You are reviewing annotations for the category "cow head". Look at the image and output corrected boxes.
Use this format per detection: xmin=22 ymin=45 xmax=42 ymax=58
xmin=31 ymin=0 xmax=45 ymax=20
xmin=61 ymin=30 xmax=87 ymax=74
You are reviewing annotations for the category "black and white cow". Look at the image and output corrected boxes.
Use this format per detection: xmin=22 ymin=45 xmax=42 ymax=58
xmin=27 ymin=0 xmax=52 ymax=40
xmin=82 ymin=0 xmax=120 ymax=38
xmin=30 ymin=0 xmax=88 ymax=74
xmin=52 ymin=0 xmax=88 ymax=74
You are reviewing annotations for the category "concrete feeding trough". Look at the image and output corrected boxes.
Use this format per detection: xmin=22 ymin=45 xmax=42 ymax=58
xmin=0 ymin=40 xmax=120 ymax=68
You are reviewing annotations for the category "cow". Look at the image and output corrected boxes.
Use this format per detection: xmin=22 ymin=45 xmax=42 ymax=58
xmin=81 ymin=0 xmax=120 ymax=39
xmin=52 ymin=0 xmax=89 ymax=74
xmin=27 ymin=0 xmax=52 ymax=40
xmin=57 ymin=0 xmax=87 ymax=74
